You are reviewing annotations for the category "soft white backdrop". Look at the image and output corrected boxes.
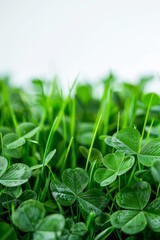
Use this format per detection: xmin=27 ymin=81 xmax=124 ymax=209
xmin=0 ymin=0 xmax=160 ymax=91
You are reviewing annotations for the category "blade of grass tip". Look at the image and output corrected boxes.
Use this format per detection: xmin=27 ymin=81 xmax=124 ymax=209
xmin=2 ymin=84 xmax=20 ymax=135
xmin=62 ymin=136 xmax=74 ymax=170
xmin=43 ymin=116 xmax=59 ymax=165
xmin=98 ymin=87 xmax=112 ymax=154
xmin=122 ymin=99 xmax=130 ymax=129
xmin=85 ymin=114 xmax=102 ymax=172
xmin=117 ymin=111 xmax=120 ymax=132
xmin=70 ymin=98 xmax=76 ymax=168
xmin=146 ymin=118 xmax=154 ymax=143
xmin=0 ymin=132 xmax=4 ymax=156
xmin=139 ymin=93 xmax=153 ymax=151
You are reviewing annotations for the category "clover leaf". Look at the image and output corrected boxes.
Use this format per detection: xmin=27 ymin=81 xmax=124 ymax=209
xmin=0 ymin=186 xmax=37 ymax=209
xmin=12 ymin=200 xmax=65 ymax=240
xmin=61 ymin=218 xmax=88 ymax=240
xmin=0 ymin=222 xmax=17 ymax=240
xmin=105 ymin=127 xmax=141 ymax=155
xmin=105 ymin=127 xmax=160 ymax=167
xmin=94 ymin=151 xmax=135 ymax=186
xmin=138 ymin=139 xmax=160 ymax=167
xmin=12 ymin=200 xmax=46 ymax=232
xmin=0 ymin=156 xmax=31 ymax=187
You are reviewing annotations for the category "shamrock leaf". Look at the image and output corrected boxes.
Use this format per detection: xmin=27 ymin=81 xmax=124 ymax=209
xmin=138 ymin=139 xmax=160 ymax=167
xmin=105 ymin=127 xmax=141 ymax=155
xmin=0 ymin=157 xmax=31 ymax=187
xmin=94 ymin=151 xmax=135 ymax=186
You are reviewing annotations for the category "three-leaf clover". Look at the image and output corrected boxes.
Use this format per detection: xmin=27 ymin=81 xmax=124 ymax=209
xmin=94 ymin=151 xmax=135 ymax=186
xmin=111 ymin=181 xmax=160 ymax=234
xmin=50 ymin=168 xmax=106 ymax=215
xmin=0 ymin=186 xmax=37 ymax=209
xmin=61 ymin=218 xmax=88 ymax=240
xmin=105 ymin=127 xmax=160 ymax=167
xmin=12 ymin=200 xmax=65 ymax=240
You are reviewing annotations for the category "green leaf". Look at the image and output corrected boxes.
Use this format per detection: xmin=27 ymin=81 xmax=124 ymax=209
xmin=116 ymin=181 xmax=151 ymax=210
xmin=103 ymin=151 xmax=135 ymax=175
xmin=12 ymin=200 xmax=45 ymax=232
xmin=79 ymin=146 xmax=103 ymax=164
xmin=70 ymin=222 xmax=88 ymax=237
xmin=50 ymin=179 xmax=76 ymax=206
xmin=138 ymin=139 xmax=160 ymax=166
xmin=18 ymin=190 xmax=37 ymax=202
xmin=62 ymin=168 xmax=89 ymax=195
xmin=142 ymin=93 xmax=160 ymax=107
xmin=94 ymin=168 xmax=117 ymax=186
xmin=144 ymin=197 xmax=160 ymax=232
xmin=78 ymin=189 xmax=106 ymax=215
xmin=0 ymin=156 xmax=8 ymax=177
xmin=94 ymin=226 xmax=115 ymax=240
xmin=33 ymin=214 xmax=65 ymax=240
xmin=0 ymin=222 xmax=17 ymax=240
xmin=3 ymin=186 xmax=22 ymax=198
xmin=7 ymin=137 xmax=26 ymax=149
xmin=3 ymin=133 xmax=22 ymax=158
xmin=0 ymin=192 xmax=18 ymax=209
xmin=111 ymin=210 xmax=147 ymax=234
xmin=44 ymin=149 xmax=56 ymax=165
xmin=145 ymin=212 xmax=160 ymax=232
xmin=105 ymin=127 xmax=140 ymax=154
xmin=0 ymin=186 xmax=23 ymax=209
xmin=0 ymin=163 xmax=31 ymax=187
xmin=19 ymin=122 xmax=39 ymax=139
xmin=77 ymin=132 xmax=93 ymax=145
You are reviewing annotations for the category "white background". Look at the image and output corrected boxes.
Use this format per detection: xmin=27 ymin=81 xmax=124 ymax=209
xmin=0 ymin=0 xmax=160 ymax=91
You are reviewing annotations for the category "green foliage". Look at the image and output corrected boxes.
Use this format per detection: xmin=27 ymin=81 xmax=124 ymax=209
xmin=0 ymin=75 xmax=160 ymax=239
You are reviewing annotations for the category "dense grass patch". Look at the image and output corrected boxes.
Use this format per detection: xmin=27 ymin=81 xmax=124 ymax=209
xmin=0 ymin=75 xmax=160 ymax=239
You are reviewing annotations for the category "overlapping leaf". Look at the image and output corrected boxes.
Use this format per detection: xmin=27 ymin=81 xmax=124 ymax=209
xmin=105 ymin=127 xmax=141 ymax=154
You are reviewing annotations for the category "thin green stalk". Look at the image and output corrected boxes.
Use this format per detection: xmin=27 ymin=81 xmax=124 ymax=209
xmin=0 ymin=132 xmax=4 ymax=156
xmin=70 ymin=98 xmax=76 ymax=168
xmin=128 ymin=161 xmax=138 ymax=185
xmin=146 ymin=118 xmax=154 ymax=143
xmin=85 ymin=114 xmax=102 ymax=171
xmin=62 ymin=136 xmax=74 ymax=170
xmin=117 ymin=111 xmax=120 ymax=132
xmin=139 ymin=94 xmax=153 ymax=150
xmin=43 ymin=116 xmax=59 ymax=165
xmin=2 ymin=84 xmax=20 ymax=135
